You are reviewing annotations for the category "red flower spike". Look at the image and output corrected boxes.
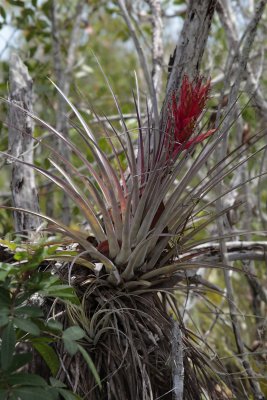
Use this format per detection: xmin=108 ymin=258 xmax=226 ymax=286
xmin=165 ymin=75 xmax=215 ymax=158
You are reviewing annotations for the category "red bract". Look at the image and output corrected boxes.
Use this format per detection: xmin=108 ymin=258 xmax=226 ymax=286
xmin=165 ymin=75 xmax=215 ymax=158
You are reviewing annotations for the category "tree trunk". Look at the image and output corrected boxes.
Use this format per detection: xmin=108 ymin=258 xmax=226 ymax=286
xmin=8 ymin=53 xmax=40 ymax=234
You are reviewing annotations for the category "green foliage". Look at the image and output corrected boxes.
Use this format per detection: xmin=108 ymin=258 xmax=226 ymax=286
xmin=0 ymin=243 xmax=101 ymax=399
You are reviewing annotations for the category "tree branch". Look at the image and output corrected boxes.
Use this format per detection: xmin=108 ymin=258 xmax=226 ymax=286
xmin=166 ymin=0 xmax=217 ymax=94
xmin=171 ymin=319 xmax=184 ymax=400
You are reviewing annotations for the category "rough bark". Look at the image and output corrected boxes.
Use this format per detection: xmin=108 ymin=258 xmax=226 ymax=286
xmin=160 ymin=0 xmax=218 ymax=148
xmin=166 ymin=0 xmax=217 ymax=94
xmin=8 ymin=53 xmax=40 ymax=234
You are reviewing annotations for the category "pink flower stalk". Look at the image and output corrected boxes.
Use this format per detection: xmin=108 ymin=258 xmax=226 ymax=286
xmin=165 ymin=75 xmax=215 ymax=158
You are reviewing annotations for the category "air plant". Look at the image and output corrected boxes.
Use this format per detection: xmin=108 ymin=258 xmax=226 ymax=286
xmin=2 ymin=73 xmax=263 ymax=399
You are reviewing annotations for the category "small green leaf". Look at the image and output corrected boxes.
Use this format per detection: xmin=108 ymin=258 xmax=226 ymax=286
xmin=14 ymin=251 xmax=28 ymax=261
xmin=46 ymin=319 xmax=63 ymax=331
xmin=44 ymin=284 xmax=70 ymax=291
xmin=62 ymin=326 xmax=85 ymax=341
xmin=0 ymin=262 xmax=14 ymax=280
xmin=77 ymin=345 xmax=102 ymax=389
xmin=63 ymin=338 xmax=78 ymax=356
xmin=15 ymin=305 xmax=44 ymax=318
xmin=1 ymin=322 xmax=15 ymax=370
xmin=58 ymin=388 xmax=81 ymax=400
xmin=42 ymin=288 xmax=79 ymax=304
xmin=33 ymin=343 xmax=59 ymax=376
xmin=7 ymin=373 xmax=47 ymax=387
xmin=0 ymin=240 xmax=17 ymax=251
xmin=13 ymin=317 xmax=40 ymax=336
xmin=49 ymin=377 xmax=66 ymax=388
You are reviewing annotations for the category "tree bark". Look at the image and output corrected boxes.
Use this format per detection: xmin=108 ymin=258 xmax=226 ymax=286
xmin=166 ymin=0 xmax=217 ymax=94
xmin=8 ymin=53 xmax=40 ymax=234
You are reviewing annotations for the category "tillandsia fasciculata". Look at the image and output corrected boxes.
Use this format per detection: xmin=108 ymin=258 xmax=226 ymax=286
xmin=1 ymin=73 xmax=254 ymax=399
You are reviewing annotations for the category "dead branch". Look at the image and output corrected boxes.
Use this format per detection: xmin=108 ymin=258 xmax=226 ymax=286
xmin=8 ymin=53 xmax=40 ymax=234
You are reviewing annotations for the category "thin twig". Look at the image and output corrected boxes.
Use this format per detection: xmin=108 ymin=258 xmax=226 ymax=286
xmin=171 ymin=319 xmax=184 ymax=400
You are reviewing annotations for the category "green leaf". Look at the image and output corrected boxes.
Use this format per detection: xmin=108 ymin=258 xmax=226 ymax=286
xmin=0 ymin=270 xmax=8 ymax=281
xmin=0 ymin=263 xmax=14 ymax=281
xmin=7 ymin=353 xmax=32 ymax=373
xmin=1 ymin=322 xmax=15 ymax=370
xmin=15 ymin=306 xmax=44 ymax=318
xmin=46 ymin=319 xmax=63 ymax=331
xmin=0 ymin=314 xmax=9 ymax=328
xmin=42 ymin=285 xmax=78 ymax=299
xmin=62 ymin=326 xmax=85 ymax=341
xmin=7 ymin=373 xmax=47 ymax=387
xmin=31 ymin=336 xmax=55 ymax=344
xmin=12 ymin=387 xmax=55 ymax=400
xmin=49 ymin=377 xmax=66 ymax=388
xmin=63 ymin=339 xmax=78 ymax=356
xmin=0 ymin=240 xmax=17 ymax=251
xmin=14 ymin=251 xmax=28 ymax=261
xmin=58 ymin=388 xmax=81 ymax=400
xmin=33 ymin=343 xmax=59 ymax=376
xmin=77 ymin=345 xmax=102 ymax=389
xmin=0 ymin=288 xmax=11 ymax=307
xmin=13 ymin=317 xmax=40 ymax=336
xmin=0 ymin=307 xmax=9 ymax=327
